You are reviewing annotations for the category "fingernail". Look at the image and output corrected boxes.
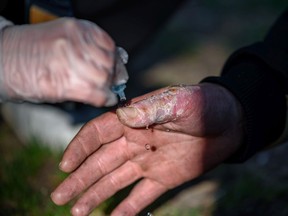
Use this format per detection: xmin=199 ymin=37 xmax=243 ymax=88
xmin=117 ymin=107 xmax=139 ymax=119
xmin=50 ymin=191 xmax=64 ymax=205
xmin=59 ymin=160 xmax=68 ymax=171
xmin=72 ymin=205 xmax=87 ymax=216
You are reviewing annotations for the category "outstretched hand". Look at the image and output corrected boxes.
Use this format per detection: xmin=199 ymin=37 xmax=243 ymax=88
xmin=51 ymin=83 xmax=244 ymax=216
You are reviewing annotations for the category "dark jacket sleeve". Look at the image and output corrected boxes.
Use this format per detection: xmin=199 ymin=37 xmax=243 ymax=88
xmin=0 ymin=0 xmax=25 ymax=24
xmin=202 ymin=9 xmax=288 ymax=163
xmin=72 ymin=0 xmax=187 ymax=55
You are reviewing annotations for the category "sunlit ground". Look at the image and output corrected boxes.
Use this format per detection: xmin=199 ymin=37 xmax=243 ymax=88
xmin=1 ymin=0 xmax=288 ymax=215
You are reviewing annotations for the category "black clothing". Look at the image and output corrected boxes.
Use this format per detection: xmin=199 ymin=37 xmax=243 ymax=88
xmin=0 ymin=0 xmax=25 ymax=24
xmin=1 ymin=0 xmax=288 ymax=162
xmin=71 ymin=0 xmax=187 ymax=54
xmin=202 ymin=9 xmax=288 ymax=162
xmin=0 ymin=0 xmax=187 ymax=54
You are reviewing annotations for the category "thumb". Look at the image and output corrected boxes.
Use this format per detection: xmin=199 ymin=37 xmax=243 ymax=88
xmin=116 ymin=85 xmax=196 ymax=128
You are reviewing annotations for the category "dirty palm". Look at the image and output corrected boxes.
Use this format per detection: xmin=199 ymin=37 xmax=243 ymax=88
xmin=51 ymin=83 xmax=243 ymax=216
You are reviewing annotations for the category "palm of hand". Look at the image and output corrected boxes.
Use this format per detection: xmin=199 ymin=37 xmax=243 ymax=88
xmin=51 ymin=84 xmax=243 ymax=216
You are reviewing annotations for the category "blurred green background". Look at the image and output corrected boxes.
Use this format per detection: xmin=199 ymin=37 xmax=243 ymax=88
xmin=1 ymin=0 xmax=288 ymax=215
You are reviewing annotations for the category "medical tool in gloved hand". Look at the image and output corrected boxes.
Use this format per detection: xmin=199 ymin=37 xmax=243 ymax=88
xmin=112 ymin=47 xmax=129 ymax=103
xmin=0 ymin=17 xmax=121 ymax=107
xmin=112 ymin=83 xmax=127 ymax=102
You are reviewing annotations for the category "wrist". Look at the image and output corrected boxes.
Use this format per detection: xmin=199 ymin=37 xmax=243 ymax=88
xmin=199 ymin=83 xmax=244 ymax=153
xmin=201 ymin=59 xmax=286 ymax=162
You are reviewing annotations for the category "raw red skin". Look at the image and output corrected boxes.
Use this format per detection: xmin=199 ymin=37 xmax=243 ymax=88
xmin=117 ymin=85 xmax=196 ymax=127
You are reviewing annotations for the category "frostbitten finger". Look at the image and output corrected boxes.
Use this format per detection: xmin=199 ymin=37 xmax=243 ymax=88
xmin=116 ymin=85 xmax=199 ymax=128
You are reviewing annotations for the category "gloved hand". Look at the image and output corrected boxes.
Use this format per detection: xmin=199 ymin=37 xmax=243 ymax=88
xmin=0 ymin=17 xmax=128 ymax=106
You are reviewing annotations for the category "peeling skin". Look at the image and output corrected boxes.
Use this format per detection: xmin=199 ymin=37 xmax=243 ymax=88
xmin=51 ymin=83 xmax=244 ymax=216
xmin=117 ymin=85 xmax=199 ymax=128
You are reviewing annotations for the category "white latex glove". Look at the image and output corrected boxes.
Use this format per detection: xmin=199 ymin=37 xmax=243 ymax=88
xmin=0 ymin=17 xmax=128 ymax=106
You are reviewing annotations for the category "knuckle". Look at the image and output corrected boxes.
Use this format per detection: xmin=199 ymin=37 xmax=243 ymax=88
xmin=75 ymin=136 xmax=89 ymax=158
xmin=108 ymin=174 xmax=119 ymax=190
xmin=101 ymin=64 xmax=113 ymax=78
xmin=102 ymin=32 xmax=115 ymax=49
xmin=61 ymin=17 xmax=81 ymax=31
xmin=96 ymin=157 xmax=107 ymax=175
xmin=95 ymin=50 xmax=115 ymax=72
xmin=86 ymin=120 xmax=103 ymax=144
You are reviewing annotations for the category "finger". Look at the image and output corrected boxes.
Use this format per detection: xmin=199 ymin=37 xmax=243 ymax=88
xmin=111 ymin=178 xmax=167 ymax=216
xmin=70 ymin=161 xmax=142 ymax=216
xmin=80 ymin=19 xmax=115 ymax=51
xmin=64 ymin=84 xmax=117 ymax=107
xmin=112 ymin=55 xmax=129 ymax=86
xmin=116 ymin=85 xmax=196 ymax=128
xmin=51 ymin=137 xmax=131 ymax=206
xmin=82 ymin=44 xmax=115 ymax=76
xmin=59 ymin=112 xmax=124 ymax=172
xmin=71 ymin=23 xmax=115 ymax=83
xmin=70 ymin=53 xmax=112 ymax=88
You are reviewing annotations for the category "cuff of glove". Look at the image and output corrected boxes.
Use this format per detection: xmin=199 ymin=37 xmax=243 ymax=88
xmin=0 ymin=16 xmax=13 ymax=102
xmin=201 ymin=58 xmax=286 ymax=163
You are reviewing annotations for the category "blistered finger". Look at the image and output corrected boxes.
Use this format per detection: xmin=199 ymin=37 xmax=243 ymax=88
xmin=116 ymin=85 xmax=196 ymax=128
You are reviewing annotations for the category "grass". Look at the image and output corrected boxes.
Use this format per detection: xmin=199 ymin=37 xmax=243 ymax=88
xmin=154 ymin=206 xmax=204 ymax=216
xmin=0 ymin=139 xmax=71 ymax=216
xmin=0 ymin=124 xmax=124 ymax=216
xmin=1 ymin=139 xmax=288 ymax=216
xmin=211 ymin=167 xmax=288 ymax=216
